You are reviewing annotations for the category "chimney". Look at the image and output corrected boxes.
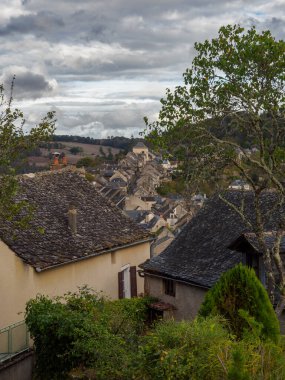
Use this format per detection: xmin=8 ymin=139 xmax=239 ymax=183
xmin=68 ymin=205 xmax=77 ymax=235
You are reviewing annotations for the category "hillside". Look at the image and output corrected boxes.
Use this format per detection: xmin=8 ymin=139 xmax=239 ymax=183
xmin=26 ymin=142 xmax=122 ymax=170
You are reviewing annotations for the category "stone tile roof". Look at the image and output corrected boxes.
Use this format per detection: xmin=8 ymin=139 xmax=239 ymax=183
xmin=0 ymin=170 xmax=150 ymax=271
xmin=125 ymin=210 xmax=148 ymax=223
xmin=141 ymin=190 xmax=283 ymax=288
xmin=229 ymin=232 xmax=285 ymax=254
xmin=133 ymin=142 xmax=148 ymax=148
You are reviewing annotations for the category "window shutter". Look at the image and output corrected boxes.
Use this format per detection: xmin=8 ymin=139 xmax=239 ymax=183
xmin=130 ymin=266 xmax=137 ymax=298
xmin=118 ymin=271 xmax=124 ymax=299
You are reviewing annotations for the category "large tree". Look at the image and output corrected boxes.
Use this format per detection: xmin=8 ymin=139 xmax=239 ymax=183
xmin=144 ymin=25 xmax=285 ymax=312
xmin=0 ymin=79 xmax=56 ymax=225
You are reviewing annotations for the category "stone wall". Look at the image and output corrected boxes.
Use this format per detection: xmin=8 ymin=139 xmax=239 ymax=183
xmin=0 ymin=351 xmax=35 ymax=380
xmin=145 ymin=275 xmax=207 ymax=320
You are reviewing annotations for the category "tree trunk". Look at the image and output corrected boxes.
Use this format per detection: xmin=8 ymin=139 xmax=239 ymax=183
xmin=272 ymin=237 xmax=285 ymax=316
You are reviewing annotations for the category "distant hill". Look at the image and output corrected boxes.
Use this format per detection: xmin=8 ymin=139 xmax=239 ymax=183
xmin=53 ymin=135 xmax=148 ymax=152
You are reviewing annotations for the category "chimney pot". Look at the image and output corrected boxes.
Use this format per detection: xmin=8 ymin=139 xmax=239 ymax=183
xmin=68 ymin=205 xmax=77 ymax=235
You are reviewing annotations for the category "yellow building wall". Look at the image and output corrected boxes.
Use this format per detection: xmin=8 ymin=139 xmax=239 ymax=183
xmin=0 ymin=240 xmax=150 ymax=328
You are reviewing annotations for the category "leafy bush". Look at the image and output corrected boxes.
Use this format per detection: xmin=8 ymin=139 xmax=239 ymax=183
xmin=136 ymin=317 xmax=231 ymax=380
xmin=25 ymin=288 xmax=152 ymax=380
xmin=199 ymin=264 xmax=280 ymax=343
xmin=25 ymin=285 xmax=285 ymax=379
xmin=136 ymin=318 xmax=285 ymax=380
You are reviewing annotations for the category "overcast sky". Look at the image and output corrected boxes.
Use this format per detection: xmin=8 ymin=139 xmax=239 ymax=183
xmin=1 ymin=0 xmax=285 ymax=138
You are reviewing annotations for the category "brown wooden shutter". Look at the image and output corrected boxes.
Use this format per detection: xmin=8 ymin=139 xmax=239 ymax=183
xmin=130 ymin=266 xmax=137 ymax=298
xmin=118 ymin=271 xmax=124 ymax=299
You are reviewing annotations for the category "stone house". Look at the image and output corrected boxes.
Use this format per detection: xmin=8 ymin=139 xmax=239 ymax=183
xmin=0 ymin=169 xmax=151 ymax=328
xmin=140 ymin=196 xmax=157 ymax=210
xmin=151 ymin=227 xmax=175 ymax=257
xmin=140 ymin=191 xmax=285 ymax=326
xmin=145 ymin=215 xmax=167 ymax=233
xmin=132 ymin=142 xmax=149 ymax=162
xmin=109 ymin=169 xmax=130 ymax=184
xmin=125 ymin=195 xmax=152 ymax=211
xmin=229 ymin=179 xmax=251 ymax=190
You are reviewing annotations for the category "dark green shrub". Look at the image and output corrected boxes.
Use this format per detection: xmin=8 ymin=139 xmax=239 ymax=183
xmin=199 ymin=264 xmax=280 ymax=342
xmin=25 ymin=289 xmax=152 ymax=380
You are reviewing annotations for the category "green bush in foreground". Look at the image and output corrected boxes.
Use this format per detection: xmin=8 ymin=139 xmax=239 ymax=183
xmin=25 ymin=288 xmax=152 ymax=380
xmin=136 ymin=318 xmax=285 ymax=380
xmin=26 ymin=288 xmax=285 ymax=380
xmin=199 ymin=264 xmax=280 ymax=343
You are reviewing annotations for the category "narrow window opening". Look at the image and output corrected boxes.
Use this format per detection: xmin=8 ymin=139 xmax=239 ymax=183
xmin=163 ymin=279 xmax=175 ymax=297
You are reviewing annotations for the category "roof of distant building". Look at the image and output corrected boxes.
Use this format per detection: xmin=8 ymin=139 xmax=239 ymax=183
xmin=141 ymin=196 xmax=156 ymax=202
xmin=133 ymin=142 xmax=148 ymax=149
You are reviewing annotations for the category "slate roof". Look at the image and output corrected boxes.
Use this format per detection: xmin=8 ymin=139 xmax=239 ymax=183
xmin=141 ymin=190 xmax=284 ymax=288
xmin=147 ymin=215 xmax=161 ymax=229
xmin=125 ymin=210 xmax=148 ymax=223
xmin=0 ymin=170 xmax=150 ymax=271
xmin=141 ymin=196 xmax=156 ymax=202
xmin=133 ymin=142 xmax=148 ymax=149
xmin=229 ymin=232 xmax=285 ymax=254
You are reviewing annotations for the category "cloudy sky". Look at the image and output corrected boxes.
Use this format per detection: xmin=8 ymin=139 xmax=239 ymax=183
xmin=1 ymin=0 xmax=285 ymax=138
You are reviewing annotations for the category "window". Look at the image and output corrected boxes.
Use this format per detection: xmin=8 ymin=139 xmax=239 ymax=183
xmin=245 ymin=253 xmax=259 ymax=277
xmin=118 ymin=266 xmax=137 ymax=299
xmin=163 ymin=279 xmax=176 ymax=297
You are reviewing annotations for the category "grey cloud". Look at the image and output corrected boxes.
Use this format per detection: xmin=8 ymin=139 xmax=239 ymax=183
xmin=99 ymin=103 xmax=159 ymax=131
xmin=47 ymin=101 xmax=159 ymax=138
xmin=0 ymin=11 xmax=64 ymax=36
xmin=3 ymin=0 xmax=282 ymax=82
xmin=1 ymin=0 xmax=284 ymax=138
xmin=2 ymin=70 xmax=57 ymax=99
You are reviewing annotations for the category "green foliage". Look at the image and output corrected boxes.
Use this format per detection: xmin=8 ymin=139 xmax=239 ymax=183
xmin=25 ymin=289 xmax=152 ymax=380
xmin=107 ymin=147 xmax=114 ymax=160
xmin=156 ymin=179 xmax=185 ymax=196
xmin=76 ymin=156 xmax=103 ymax=169
xmin=137 ymin=317 xmax=230 ymax=380
xmin=99 ymin=146 xmax=106 ymax=157
xmin=76 ymin=157 xmax=96 ymax=168
xmin=69 ymin=146 xmax=83 ymax=155
xmin=145 ymin=24 xmax=285 ymax=307
xmin=84 ymin=172 xmax=95 ymax=182
xmin=0 ymin=80 xmax=55 ymax=224
xmin=53 ymin=134 xmax=140 ymax=152
xmin=227 ymin=347 xmax=250 ymax=380
xmin=145 ymin=23 xmax=285 ymax=206
xmin=136 ymin=317 xmax=285 ymax=380
xmin=199 ymin=264 xmax=280 ymax=342
xmin=26 ymin=290 xmax=285 ymax=379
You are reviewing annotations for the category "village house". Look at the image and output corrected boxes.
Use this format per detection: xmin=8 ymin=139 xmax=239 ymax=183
xmin=150 ymin=227 xmax=175 ymax=257
xmin=109 ymin=169 xmax=131 ymax=184
xmin=229 ymin=179 xmax=251 ymax=190
xmin=140 ymin=191 xmax=285 ymax=328
xmin=125 ymin=195 xmax=152 ymax=211
xmin=99 ymin=184 xmax=126 ymax=208
xmin=158 ymin=199 xmax=188 ymax=228
xmin=132 ymin=142 xmax=149 ymax=162
xmin=142 ymin=215 xmax=167 ymax=233
xmin=0 ymin=169 xmax=151 ymax=328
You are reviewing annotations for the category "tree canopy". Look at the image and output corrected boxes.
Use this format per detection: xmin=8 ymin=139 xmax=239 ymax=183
xmin=0 ymin=80 xmax=56 ymax=224
xmin=145 ymin=24 xmax=285 ymax=307
xmin=199 ymin=264 xmax=280 ymax=343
